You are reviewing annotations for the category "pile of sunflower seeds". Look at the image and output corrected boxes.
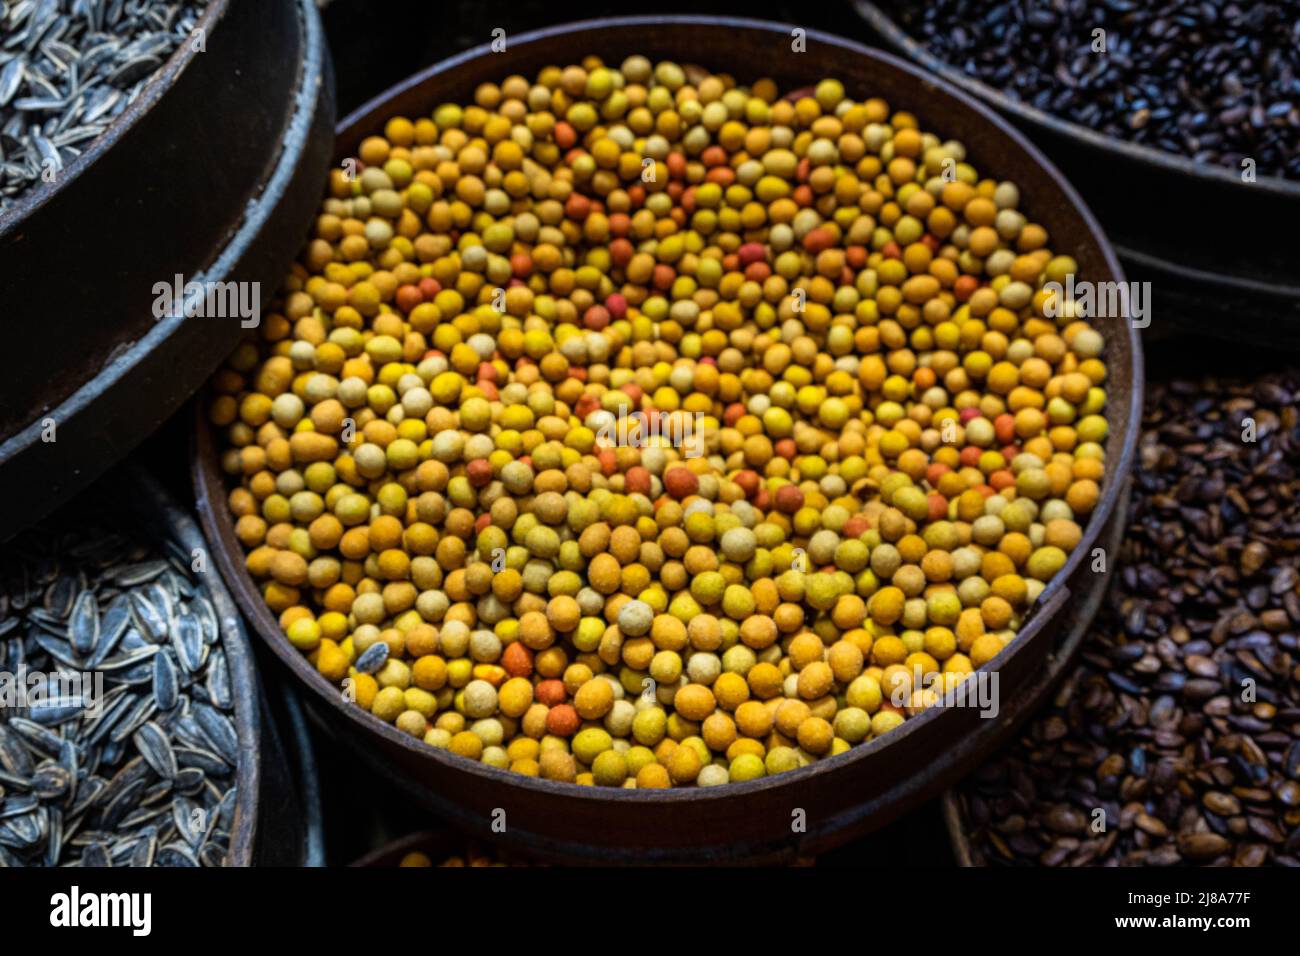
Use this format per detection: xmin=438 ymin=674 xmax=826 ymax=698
xmin=0 ymin=522 xmax=240 ymax=867
xmin=0 ymin=0 xmax=210 ymax=210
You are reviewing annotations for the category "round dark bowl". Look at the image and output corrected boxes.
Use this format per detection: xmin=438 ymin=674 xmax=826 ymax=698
xmin=0 ymin=0 xmax=335 ymax=542
xmin=193 ymin=15 xmax=1143 ymax=864
xmin=852 ymin=1 xmax=1300 ymax=346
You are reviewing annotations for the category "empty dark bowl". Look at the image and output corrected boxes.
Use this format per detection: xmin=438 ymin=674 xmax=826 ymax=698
xmin=194 ymin=15 xmax=1143 ymax=864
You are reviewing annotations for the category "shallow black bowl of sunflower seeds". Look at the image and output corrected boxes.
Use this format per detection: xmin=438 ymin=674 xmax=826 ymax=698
xmin=0 ymin=0 xmax=334 ymax=542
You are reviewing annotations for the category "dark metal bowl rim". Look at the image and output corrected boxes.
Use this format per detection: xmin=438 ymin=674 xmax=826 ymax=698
xmin=852 ymin=0 xmax=1300 ymax=200
xmin=0 ymin=0 xmax=232 ymax=237
xmin=206 ymin=14 xmax=1143 ymax=805
xmin=348 ymin=830 xmax=459 ymax=867
xmin=1115 ymin=243 xmax=1300 ymax=300
xmin=0 ymin=0 xmax=325 ymax=471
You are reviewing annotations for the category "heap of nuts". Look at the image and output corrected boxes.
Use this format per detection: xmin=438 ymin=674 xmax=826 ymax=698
xmin=210 ymin=55 xmax=1110 ymax=788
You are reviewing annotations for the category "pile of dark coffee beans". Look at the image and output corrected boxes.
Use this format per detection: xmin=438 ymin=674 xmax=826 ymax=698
xmin=954 ymin=372 xmax=1300 ymax=866
xmin=900 ymin=0 xmax=1300 ymax=179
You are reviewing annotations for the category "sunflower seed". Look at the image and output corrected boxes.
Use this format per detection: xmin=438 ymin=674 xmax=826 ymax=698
xmin=198 ymin=841 xmax=225 ymax=867
xmin=28 ymin=702 xmax=85 ymax=726
xmin=8 ymin=718 xmax=63 ymax=757
xmin=355 ymin=641 xmax=388 ymax=674
xmin=193 ymin=704 xmax=237 ymax=763
xmin=116 ymin=630 xmax=150 ymax=659
xmin=196 ymin=598 xmax=218 ymax=646
xmin=154 ymin=842 xmax=198 ymax=867
xmin=110 ymin=560 xmax=169 ymax=587
xmin=0 ymin=794 xmax=40 ymax=819
xmin=12 ymin=95 xmax=65 ymax=111
xmin=43 ymin=573 xmax=78 ymax=618
xmin=205 ymin=648 xmax=231 ymax=711
xmin=213 ymin=786 xmax=236 ymax=830
xmin=30 ymin=629 xmax=78 ymax=668
xmin=31 ymin=762 xmax=70 ymax=799
xmin=0 ymin=812 xmax=42 ymax=848
xmin=173 ymin=613 xmax=204 ymax=674
xmin=0 ymin=57 xmax=23 ymax=107
xmin=27 ymin=697 xmax=85 ymax=728
xmin=172 ymin=795 xmax=206 ymax=847
xmin=108 ymin=693 xmax=156 ymax=744
xmin=81 ymin=842 xmax=111 ymax=867
xmin=0 ymin=726 xmax=34 ymax=777
xmin=135 ymin=781 xmax=173 ymax=810
xmin=67 ymin=828 xmax=116 ymax=849
xmin=173 ymin=747 xmax=227 ymax=776
xmin=97 ymin=645 xmax=158 ymax=671
xmin=99 ymin=777 xmax=145 ymax=829
xmin=132 ymin=722 xmax=175 ymax=780
xmin=99 ymin=739 xmax=124 ymax=767
xmin=128 ymin=832 xmax=156 ymax=867
xmin=152 ymin=761 xmax=188 ymax=792
xmin=68 ymin=777 xmax=104 ymax=819
xmin=67 ymin=589 xmax=99 ymax=657
xmin=82 ymin=689 xmax=133 ymax=748
xmin=58 ymin=739 xmax=77 ymax=807
xmin=129 ymin=593 xmax=167 ymax=644
xmin=152 ymin=648 xmax=178 ymax=711
xmin=43 ymin=806 xmax=62 ymax=865
xmin=92 ymin=597 xmax=131 ymax=664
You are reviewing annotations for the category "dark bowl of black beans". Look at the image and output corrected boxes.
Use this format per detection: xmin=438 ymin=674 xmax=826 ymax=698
xmin=854 ymin=0 xmax=1300 ymax=346
xmin=0 ymin=0 xmax=335 ymax=543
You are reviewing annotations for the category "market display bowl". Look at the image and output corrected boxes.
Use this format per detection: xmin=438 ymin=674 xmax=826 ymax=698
xmin=193 ymin=16 xmax=1143 ymax=864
